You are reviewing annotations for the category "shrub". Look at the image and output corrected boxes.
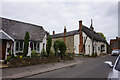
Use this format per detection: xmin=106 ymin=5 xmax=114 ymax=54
xmin=53 ymin=40 xmax=60 ymax=56
xmin=4 ymin=56 xmax=13 ymax=64
xmin=59 ymin=41 xmax=66 ymax=60
xmin=11 ymin=53 xmax=14 ymax=58
xmin=41 ymin=49 xmax=47 ymax=57
xmin=50 ymin=50 xmax=54 ymax=56
xmin=53 ymin=40 xmax=66 ymax=60
xmin=46 ymin=35 xmax=52 ymax=56
xmin=23 ymin=32 xmax=30 ymax=57
xmin=8 ymin=51 xmax=11 ymax=55
xmin=91 ymin=53 xmax=97 ymax=58
xmin=31 ymin=49 xmax=39 ymax=57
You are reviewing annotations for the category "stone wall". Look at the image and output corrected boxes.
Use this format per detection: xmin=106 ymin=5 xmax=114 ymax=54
xmin=51 ymin=36 xmax=74 ymax=54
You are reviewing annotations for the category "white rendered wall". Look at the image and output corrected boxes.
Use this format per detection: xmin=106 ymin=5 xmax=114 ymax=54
xmin=74 ymin=34 xmax=79 ymax=54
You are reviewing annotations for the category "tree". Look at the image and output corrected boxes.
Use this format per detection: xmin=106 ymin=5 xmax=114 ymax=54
xmin=97 ymin=32 xmax=106 ymax=40
xmin=59 ymin=41 xmax=66 ymax=60
xmin=46 ymin=35 xmax=52 ymax=56
xmin=23 ymin=32 xmax=30 ymax=57
xmin=53 ymin=40 xmax=60 ymax=56
xmin=53 ymin=40 xmax=66 ymax=60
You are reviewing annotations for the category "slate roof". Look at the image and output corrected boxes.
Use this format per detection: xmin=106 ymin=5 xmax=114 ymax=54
xmin=51 ymin=25 xmax=106 ymax=42
xmin=0 ymin=32 xmax=11 ymax=40
xmin=0 ymin=17 xmax=46 ymax=42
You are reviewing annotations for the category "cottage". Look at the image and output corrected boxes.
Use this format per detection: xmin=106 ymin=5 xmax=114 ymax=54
xmin=51 ymin=20 xmax=107 ymax=56
xmin=0 ymin=17 xmax=47 ymax=60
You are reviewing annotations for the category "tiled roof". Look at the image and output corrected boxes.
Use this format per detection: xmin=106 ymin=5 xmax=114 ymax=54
xmin=0 ymin=17 xmax=46 ymax=42
xmin=51 ymin=25 xmax=106 ymax=42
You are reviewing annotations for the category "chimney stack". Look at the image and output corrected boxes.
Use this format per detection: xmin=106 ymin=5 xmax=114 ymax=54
xmin=64 ymin=26 xmax=67 ymax=43
xmin=116 ymin=36 xmax=118 ymax=39
xmin=53 ymin=31 xmax=55 ymax=35
xmin=79 ymin=20 xmax=84 ymax=54
xmin=90 ymin=19 xmax=94 ymax=31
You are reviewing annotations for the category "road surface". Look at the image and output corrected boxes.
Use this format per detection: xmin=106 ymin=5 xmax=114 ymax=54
xmin=26 ymin=55 xmax=117 ymax=78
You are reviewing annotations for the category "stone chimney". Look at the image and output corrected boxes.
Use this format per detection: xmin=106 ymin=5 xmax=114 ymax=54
xmin=64 ymin=26 xmax=66 ymax=43
xmin=53 ymin=31 xmax=55 ymax=35
xmin=79 ymin=20 xmax=84 ymax=54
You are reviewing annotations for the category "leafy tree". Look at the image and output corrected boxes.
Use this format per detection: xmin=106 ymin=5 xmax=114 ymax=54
xmin=97 ymin=32 xmax=106 ymax=40
xmin=59 ymin=41 xmax=66 ymax=60
xmin=53 ymin=40 xmax=66 ymax=60
xmin=23 ymin=32 xmax=30 ymax=57
xmin=46 ymin=35 xmax=52 ymax=56
xmin=53 ymin=40 xmax=60 ymax=56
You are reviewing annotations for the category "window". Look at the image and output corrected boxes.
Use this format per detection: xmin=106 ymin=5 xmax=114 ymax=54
xmin=20 ymin=41 xmax=23 ymax=51
xmin=16 ymin=41 xmax=23 ymax=51
xmin=30 ymin=42 xmax=33 ymax=50
xmin=43 ymin=43 xmax=45 ymax=49
xmin=101 ymin=45 xmax=105 ymax=52
xmin=16 ymin=41 xmax=19 ymax=51
xmin=98 ymin=47 xmax=100 ymax=51
xmin=34 ymin=42 xmax=37 ymax=50
xmin=37 ymin=43 xmax=40 ymax=51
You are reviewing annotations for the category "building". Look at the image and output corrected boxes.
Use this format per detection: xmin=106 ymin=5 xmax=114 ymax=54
xmin=110 ymin=37 xmax=120 ymax=50
xmin=0 ymin=17 xmax=47 ymax=60
xmin=51 ymin=20 xmax=107 ymax=56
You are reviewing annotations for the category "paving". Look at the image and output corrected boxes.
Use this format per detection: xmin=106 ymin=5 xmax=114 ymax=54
xmin=1 ymin=54 xmax=109 ymax=79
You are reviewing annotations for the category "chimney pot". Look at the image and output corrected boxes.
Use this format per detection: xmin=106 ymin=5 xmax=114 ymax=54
xmin=53 ymin=31 xmax=55 ymax=35
xmin=116 ymin=36 xmax=118 ymax=39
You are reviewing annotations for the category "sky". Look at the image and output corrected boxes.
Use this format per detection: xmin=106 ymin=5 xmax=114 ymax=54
xmin=0 ymin=0 xmax=119 ymax=43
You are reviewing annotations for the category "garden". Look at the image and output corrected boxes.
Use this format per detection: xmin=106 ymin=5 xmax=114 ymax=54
xmin=4 ymin=32 xmax=74 ymax=67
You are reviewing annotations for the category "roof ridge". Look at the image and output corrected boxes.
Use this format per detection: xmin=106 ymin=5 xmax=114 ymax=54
xmin=1 ymin=17 xmax=43 ymax=29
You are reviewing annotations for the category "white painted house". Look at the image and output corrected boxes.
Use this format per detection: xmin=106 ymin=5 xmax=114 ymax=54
xmin=51 ymin=20 xmax=107 ymax=56
xmin=0 ymin=17 xmax=47 ymax=60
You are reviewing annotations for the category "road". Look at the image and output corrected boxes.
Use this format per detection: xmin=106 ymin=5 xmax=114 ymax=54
xmin=26 ymin=55 xmax=117 ymax=78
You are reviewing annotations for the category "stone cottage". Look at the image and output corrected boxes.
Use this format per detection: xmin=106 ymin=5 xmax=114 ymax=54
xmin=51 ymin=20 xmax=107 ymax=56
xmin=0 ymin=17 xmax=47 ymax=60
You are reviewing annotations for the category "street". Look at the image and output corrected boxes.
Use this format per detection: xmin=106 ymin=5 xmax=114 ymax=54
xmin=25 ymin=55 xmax=117 ymax=78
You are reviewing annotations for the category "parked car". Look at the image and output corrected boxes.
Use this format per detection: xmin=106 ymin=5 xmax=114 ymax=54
xmin=111 ymin=49 xmax=120 ymax=56
xmin=105 ymin=55 xmax=120 ymax=80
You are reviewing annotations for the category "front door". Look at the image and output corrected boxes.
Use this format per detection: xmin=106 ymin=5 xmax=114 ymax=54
xmin=2 ymin=40 xmax=6 ymax=60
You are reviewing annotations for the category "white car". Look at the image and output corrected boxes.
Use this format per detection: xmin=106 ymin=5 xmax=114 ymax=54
xmin=105 ymin=55 xmax=120 ymax=80
xmin=111 ymin=49 xmax=120 ymax=56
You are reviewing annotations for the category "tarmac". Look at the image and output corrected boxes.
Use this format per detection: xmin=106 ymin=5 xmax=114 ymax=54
xmin=1 ymin=55 xmax=107 ymax=79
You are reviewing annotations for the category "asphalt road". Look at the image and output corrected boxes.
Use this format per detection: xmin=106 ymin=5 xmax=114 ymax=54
xmin=26 ymin=55 xmax=117 ymax=78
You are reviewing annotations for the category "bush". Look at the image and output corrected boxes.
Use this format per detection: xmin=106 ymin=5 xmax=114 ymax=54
xmin=50 ymin=50 xmax=54 ymax=56
xmin=4 ymin=56 xmax=13 ymax=64
xmin=41 ymin=49 xmax=47 ymax=57
xmin=8 ymin=51 xmax=11 ymax=55
xmin=53 ymin=40 xmax=66 ymax=60
xmin=53 ymin=40 xmax=60 ymax=56
xmin=11 ymin=53 xmax=14 ymax=58
xmin=59 ymin=41 xmax=66 ymax=60
xmin=91 ymin=53 xmax=97 ymax=58
xmin=31 ymin=49 xmax=39 ymax=57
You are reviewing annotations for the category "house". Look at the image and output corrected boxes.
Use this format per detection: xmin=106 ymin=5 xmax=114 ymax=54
xmin=110 ymin=37 xmax=120 ymax=50
xmin=0 ymin=17 xmax=47 ymax=60
xmin=51 ymin=20 xmax=107 ymax=56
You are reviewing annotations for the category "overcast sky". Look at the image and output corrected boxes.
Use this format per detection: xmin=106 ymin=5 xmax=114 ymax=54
xmin=0 ymin=0 xmax=119 ymax=43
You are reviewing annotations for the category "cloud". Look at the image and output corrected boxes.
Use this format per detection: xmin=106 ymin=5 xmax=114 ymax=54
xmin=1 ymin=2 xmax=118 ymax=43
